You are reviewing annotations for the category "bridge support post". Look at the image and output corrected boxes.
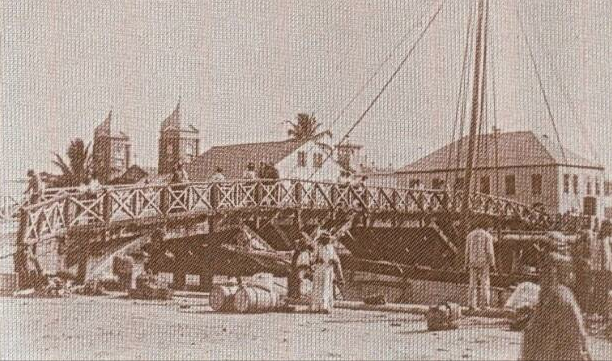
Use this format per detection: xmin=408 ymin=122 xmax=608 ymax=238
xmin=199 ymin=270 xmax=213 ymax=292
xmin=173 ymin=271 xmax=186 ymax=290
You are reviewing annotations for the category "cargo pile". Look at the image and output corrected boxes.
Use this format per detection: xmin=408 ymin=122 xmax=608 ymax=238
xmin=13 ymin=276 xmax=71 ymax=298
xmin=209 ymin=273 xmax=288 ymax=313
xmin=72 ymin=279 xmax=108 ymax=296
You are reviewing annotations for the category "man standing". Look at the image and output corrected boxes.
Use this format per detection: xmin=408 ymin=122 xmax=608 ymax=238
xmin=465 ymin=217 xmax=496 ymax=310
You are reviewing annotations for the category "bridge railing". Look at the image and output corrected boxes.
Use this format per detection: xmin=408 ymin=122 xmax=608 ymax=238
xmin=15 ymin=179 xmax=560 ymax=244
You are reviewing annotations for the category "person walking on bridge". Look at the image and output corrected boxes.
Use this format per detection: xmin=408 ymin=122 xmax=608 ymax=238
xmin=465 ymin=217 xmax=496 ymax=310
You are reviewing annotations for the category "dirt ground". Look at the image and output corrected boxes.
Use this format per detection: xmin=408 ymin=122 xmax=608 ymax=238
xmin=1 ymin=294 xmax=610 ymax=360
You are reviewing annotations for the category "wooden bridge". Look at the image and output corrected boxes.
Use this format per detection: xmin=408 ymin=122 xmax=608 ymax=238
xmin=8 ymin=179 xmax=575 ymax=246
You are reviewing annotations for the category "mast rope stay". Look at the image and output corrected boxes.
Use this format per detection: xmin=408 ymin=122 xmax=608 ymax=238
xmin=307 ymin=1 xmax=446 ymax=181
xmin=445 ymin=2 xmax=475 ymax=188
xmin=283 ymin=6 xmax=429 ymax=178
xmin=516 ymin=8 xmax=568 ymax=165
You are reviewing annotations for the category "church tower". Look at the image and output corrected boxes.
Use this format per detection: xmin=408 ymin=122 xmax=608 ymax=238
xmin=158 ymin=99 xmax=200 ymax=174
xmin=92 ymin=111 xmax=131 ymax=183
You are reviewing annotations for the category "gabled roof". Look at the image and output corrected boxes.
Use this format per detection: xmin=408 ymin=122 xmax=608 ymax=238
xmin=398 ymin=131 xmax=602 ymax=173
xmin=186 ymin=133 xmax=329 ymax=181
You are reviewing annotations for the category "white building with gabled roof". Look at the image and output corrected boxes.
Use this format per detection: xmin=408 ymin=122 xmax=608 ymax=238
xmin=393 ymin=131 xmax=605 ymax=219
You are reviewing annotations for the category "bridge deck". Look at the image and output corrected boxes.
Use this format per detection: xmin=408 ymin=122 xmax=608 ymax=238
xmin=10 ymin=179 xmax=571 ymax=245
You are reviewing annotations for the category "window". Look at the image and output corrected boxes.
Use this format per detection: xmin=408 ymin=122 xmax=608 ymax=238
xmin=584 ymin=197 xmax=597 ymax=216
xmin=480 ymin=176 xmax=490 ymax=194
xmin=563 ymin=174 xmax=570 ymax=194
xmin=409 ymin=179 xmax=421 ymax=188
xmin=596 ymin=181 xmax=601 ymax=196
xmin=297 ymin=151 xmax=306 ymax=167
xmin=313 ymin=153 xmax=323 ymax=168
xmin=587 ymin=180 xmax=592 ymax=195
xmin=606 ymin=182 xmax=612 ymax=196
xmin=112 ymin=143 xmax=125 ymax=158
xmin=181 ymin=140 xmax=196 ymax=158
xmin=166 ymin=143 xmax=173 ymax=155
xmin=505 ymin=174 xmax=516 ymax=196
xmin=573 ymin=175 xmax=579 ymax=195
xmin=531 ymin=174 xmax=542 ymax=196
xmin=432 ymin=178 xmax=444 ymax=190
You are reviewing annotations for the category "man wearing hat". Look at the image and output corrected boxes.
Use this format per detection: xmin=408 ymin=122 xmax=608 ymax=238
xmin=311 ymin=231 xmax=344 ymax=313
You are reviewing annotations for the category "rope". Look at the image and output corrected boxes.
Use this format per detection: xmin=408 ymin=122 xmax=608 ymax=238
xmin=445 ymin=2 xmax=475 ymax=187
xmin=529 ymin=19 xmax=600 ymax=165
xmin=489 ymin=16 xmax=500 ymax=196
xmin=283 ymin=7 xmax=427 ymax=178
xmin=516 ymin=8 xmax=567 ymax=165
xmin=307 ymin=1 xmax=445 ymax=181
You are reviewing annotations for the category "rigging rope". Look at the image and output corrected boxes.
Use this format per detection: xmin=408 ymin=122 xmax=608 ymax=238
xmin=516 ymin=9 xmax=568 ymax=164
xmin=529 ymin=20 xmax=600 ymax=165
xmin=489 ymin=16 xmax=500 ymax=196
xmin=283 ymin=8 xmax=426 ymax=178
xmin=445 ymin=2 xmax=475 ymax=187
xmin=307 ymin=1 xmax=445 ymax=181
xmin=473 ymin=0 xmax=490 ymax=195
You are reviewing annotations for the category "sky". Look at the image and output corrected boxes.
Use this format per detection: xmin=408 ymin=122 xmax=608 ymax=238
xmin=1 ymin=0 xmax=611 ymax=185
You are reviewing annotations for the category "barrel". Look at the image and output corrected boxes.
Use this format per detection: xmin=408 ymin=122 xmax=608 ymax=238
xmin=210 ymin=284 xmax=239 ymax=312
xmin=0 ymin=273 xmax=18 ymax=296
xmin=233 ymin=286 xmax=279 ymax=313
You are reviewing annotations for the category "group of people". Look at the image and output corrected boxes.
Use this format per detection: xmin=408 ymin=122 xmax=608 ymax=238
xmin=288 ymin=229 xmax=345 ymax=313
xmin=570 ymin=222 xmax=612 ymax=323
xmin=465 ymin=216 xmax=612 ymax=360
xmin=242 ymin=161 xmax=279 ymax=180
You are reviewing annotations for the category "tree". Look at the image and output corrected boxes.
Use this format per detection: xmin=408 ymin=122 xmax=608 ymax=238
xmin=286 ymin=113 xmax=321 ymax=140
xmin=51 ymin=138 xmax=92 ymax=187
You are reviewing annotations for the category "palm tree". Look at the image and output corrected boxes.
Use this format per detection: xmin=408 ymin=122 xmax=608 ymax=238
xmin=286 ymin=113 xmax=321 ymax=140
xmin=51 ymin=138 xmax=92 ymax=187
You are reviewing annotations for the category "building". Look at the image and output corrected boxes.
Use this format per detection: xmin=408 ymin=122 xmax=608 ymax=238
xmin=92 ymin=111 xmax=131 ymax=184
xmin=393 ymin=131 xmax=605 ymax=219
xmin=186 ymin=132 xmax=344 ymax=182
xmin=335 ymin=142 xmax=363 ymax=172
xmin=158 ymin=100 xmax=200 ymax=174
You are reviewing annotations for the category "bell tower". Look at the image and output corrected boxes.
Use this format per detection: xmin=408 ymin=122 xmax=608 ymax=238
xmin=92 ymin=111 xmax=131 ymax=183
xmin=158 ymin=99 xmax=200 ymax=174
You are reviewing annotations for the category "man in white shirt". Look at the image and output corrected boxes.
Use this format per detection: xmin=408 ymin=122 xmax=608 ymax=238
xmin=210 ymin=167 xmax=226 ymax=182
xmin=465 ymin=217 xmax=496 ymax=310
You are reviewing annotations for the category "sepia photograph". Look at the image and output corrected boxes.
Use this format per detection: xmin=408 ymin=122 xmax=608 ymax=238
xmin=1 ymin=0 xmax=612 ymax=359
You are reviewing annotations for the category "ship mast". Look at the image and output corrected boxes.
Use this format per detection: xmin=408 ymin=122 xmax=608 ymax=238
xmin=463 ymin=0 xmax=487 ymax=212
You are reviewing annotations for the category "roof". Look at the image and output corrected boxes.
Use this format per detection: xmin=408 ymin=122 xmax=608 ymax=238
xmin=186 ymin=133 xmax=328 ymax=181
xmin=160 ymin=100 xmax=199 ymax=134
xmin=109 ymin=165 xmax=149 ymax=185
xmin=94 ymin=111 xmax=129 ymax=140
xmin=398 ymin=131 xmax=602 ymax=173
